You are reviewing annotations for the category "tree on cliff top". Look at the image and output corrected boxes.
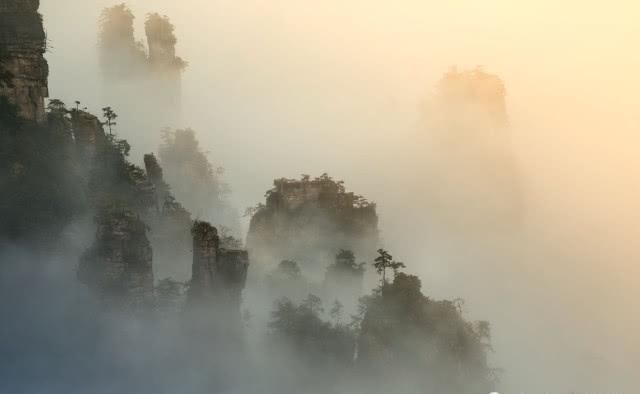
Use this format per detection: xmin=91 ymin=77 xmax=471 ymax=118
xmin=46 ymin=99 xmax=66 ymax=114
xmin=373 ymin=248 xmax=405 ymax=286
xmin=357 ymin=270 xmax=494 ymax=393
xmin=101 ymin=106 xmax=117 ymax=135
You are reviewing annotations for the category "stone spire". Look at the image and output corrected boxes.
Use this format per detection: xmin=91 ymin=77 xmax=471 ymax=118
xmin=188 ymin=221 xmax=249 ymax=309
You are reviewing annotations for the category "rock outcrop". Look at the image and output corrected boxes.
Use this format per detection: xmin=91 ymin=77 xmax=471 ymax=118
xmin=70 ymin=110 xmax=106 ymax=159
xmin=98 ymin=5 xmax=186 ymax=147
xmin=99 ymin=6 xmax=185 ymax=82
xmin=247 ymin=174 xmax=379 ymax=276
xmin=97 ymin=4 xmax=147 ymax=80
xmin=0 ymin=0 xmax=48 ymax=123
xmin=78 ymin=207 xmax=154 ymax=310
xmin=216 ymin=248 xmax=251 ymax=306
xmin=431 ymin=66 xmax=509 ymax=136
xmin=145 ymin=12 xmax=186 ymax=108
xmin=422 ymin=67 xmax=523 ymax=230
xmin=188 ymin=221 xmax=249 ymax=309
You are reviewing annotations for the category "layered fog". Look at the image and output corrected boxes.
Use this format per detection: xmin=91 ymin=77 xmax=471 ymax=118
xmin=5 ymin=0 xmax=639 ymax=393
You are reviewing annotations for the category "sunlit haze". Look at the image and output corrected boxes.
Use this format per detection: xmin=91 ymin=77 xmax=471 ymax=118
xmin=7 ymin=1 xmax=640 ymax=392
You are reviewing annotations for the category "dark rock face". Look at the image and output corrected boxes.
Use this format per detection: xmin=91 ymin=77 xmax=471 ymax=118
xmin=247 ymin=174 xmax=379 ymax=276
xmin=216 ymin=248 xmax=250 ymax=306
xmin=0 ymin=0 xmax=48 ymax=123
xmin=78 ymin=208 xmax=154 ymax=310
xmin=190 ymin=221 xmax=218 ymax=296
xmin=188 ymin=221 xmax=248 ymax=308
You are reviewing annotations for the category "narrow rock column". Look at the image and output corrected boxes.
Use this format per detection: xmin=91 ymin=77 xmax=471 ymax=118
xmin=189 ymin=221 xmax=219 ymax=300
xmin=188 ymin=220 xmax=249 ymax=308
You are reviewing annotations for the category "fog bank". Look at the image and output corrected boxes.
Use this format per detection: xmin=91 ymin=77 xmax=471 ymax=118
xmin=40 ymin=1 xmax=640 ymax=392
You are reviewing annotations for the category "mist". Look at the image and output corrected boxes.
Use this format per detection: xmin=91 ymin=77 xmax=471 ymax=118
xmin=29 ymin=0 xmax=640 ymax=392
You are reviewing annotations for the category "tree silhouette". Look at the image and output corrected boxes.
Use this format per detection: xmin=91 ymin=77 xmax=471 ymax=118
xmin=47 ymin=99 xmax=67 ymax=114
xmin=101 ymin=106 xmax=118 ymax=135
xmin=328 ymin=249 xmax=365 ymax=276
xmin=373 ymin=248 xmax=405 ymax=286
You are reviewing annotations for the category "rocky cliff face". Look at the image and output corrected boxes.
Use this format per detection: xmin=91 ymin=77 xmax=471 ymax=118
xmin=78 ymin=207 xmax=154 ymax=310
xmin=247 ymin=174 xmax=379 ymax=276
xmin=188 ymin=221 xmax=249 ymax=309
xmin=0 ymin=0 xmax=48 ymax=123
xmin=0 ymin=1 xmax=246 ymax=318
xmin=70 ymin=110 xmax=106 ymax=160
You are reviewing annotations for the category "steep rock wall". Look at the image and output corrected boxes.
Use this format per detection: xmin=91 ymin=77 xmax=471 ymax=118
xmin=0 ymin=0 xmax=48 ymax=123
xmin=78 ymin=208 xmax=154 ymax=310
xmin=188 ymin=221 xmax=249 ymax=309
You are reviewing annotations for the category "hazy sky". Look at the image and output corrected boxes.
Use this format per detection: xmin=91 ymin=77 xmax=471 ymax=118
xmin=41 ymin=1 xmax=640 ymax=392
xmin=42 ymin=0 xmax=639 ymax=208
